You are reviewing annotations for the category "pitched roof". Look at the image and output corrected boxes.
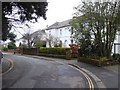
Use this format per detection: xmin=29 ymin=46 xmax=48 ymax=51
xmin=31 ymin=29 xmax=46 ymax=37
xmin=46 ymin=19 xmax=71 ymax=30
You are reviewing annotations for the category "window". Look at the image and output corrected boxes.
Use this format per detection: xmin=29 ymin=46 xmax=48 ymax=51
xmin=49 ymin=30 xmax=51 ymax=35
xmin=60 ymin=29 xmax=62 ymax=35
xmin=71 ymin=27 xmax=73 ymax=34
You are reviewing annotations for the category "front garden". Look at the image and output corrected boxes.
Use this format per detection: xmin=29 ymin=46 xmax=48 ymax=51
xmin=70 ymin=1 xmax=120 ymax=66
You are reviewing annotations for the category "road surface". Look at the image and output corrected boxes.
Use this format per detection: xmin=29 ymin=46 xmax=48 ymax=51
xmin=2 ymin=53 xmax=97 ymax=88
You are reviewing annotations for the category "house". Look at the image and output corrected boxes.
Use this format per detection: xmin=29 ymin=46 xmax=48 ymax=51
xmin=45 ymin=19 xmax=120 ymax=54
xmin=112 ymin=31 xmax=120 ymax=54
xmin=45 ymin=19 xmax=75 ymax=48
xmin=17 ymin=29 xmax=47 ymax=47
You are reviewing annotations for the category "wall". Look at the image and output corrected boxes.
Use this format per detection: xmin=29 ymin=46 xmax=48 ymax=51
xmin=45 ymin=26 xmax=72 ymax=48
xmin=117 ymin=31 xmax=120 ymax=54
xmin=112 ymin=31 xmax=120 ymax=54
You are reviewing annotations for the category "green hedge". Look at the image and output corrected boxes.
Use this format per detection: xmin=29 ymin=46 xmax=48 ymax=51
xmin=38 ymin=53 xmax=66 ymax=59
xmin=39 ymin=47 xmax=70 ymax=55
xmin=3 ymin=47 xmax=8 ymax=51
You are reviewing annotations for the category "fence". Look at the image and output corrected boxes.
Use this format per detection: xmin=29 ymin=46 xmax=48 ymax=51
xmin=22 ymin=48 xmax=39 ymax=55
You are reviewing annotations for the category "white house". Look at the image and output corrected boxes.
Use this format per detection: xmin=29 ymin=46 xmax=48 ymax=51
xmin=45 ymin=19 xmax=74 ymax=48
xmin=17 ymin=29 xmax=47 ymax=47
xmin=45 ymin=19 xmax=120 ymax=54
xmin=112 ymin=31 xmax=120 ymax=54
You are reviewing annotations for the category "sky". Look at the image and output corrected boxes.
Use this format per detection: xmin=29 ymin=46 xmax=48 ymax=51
xmin=19 ymin=0 xmax=81 ymax=34
xmin=32 ymin=0 xmax=81 ymax=30
xmin=11 ymin=0 xmax=82 ymax=46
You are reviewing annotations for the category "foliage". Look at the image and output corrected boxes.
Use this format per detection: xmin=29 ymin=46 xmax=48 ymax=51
xmin=8 ymin=42 xmax=17 ymax=49
xmin=39 ymin=53 xmax=66 ymax=59
xmin=46 ymin=34 xmax=61 ymax=48
xmin=54 ymin=43 xmax=62 ymax=47
xmin=22 ymin=33 xmax=33 ymax=48
xmin=39 ymin=47 xmax=69 ymax=55
xmin=2 ymin=17 xmax=16 ymax=42
xmin=2 ymin=47 xmax=8 ymax=51
xmin=19 ymin=42 xmax=27 ymax=48
xmin=34 ymin=41 xmax=46 ymax=48
xmin=8 ymin=32 xmax=17 ymax=42
xmin=33 ymin=38 xmax=46 ymax=48
xmin=2 ymin=2 xmax=48 ymax=41
xmin=100 ymin=57 xmax=108 ymax=61
xmin=112 ymin=53 xmax=120 ymax=62
xmin=70 ymin=1 xmax=120 ymax=59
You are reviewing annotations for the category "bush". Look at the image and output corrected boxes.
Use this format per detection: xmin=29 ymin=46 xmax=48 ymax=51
xmin=3 ymin=47 xmax=8 ymax=51
xmin=39 ymin=53 xmax=66 ymax=59
xmin=100 ymin=57 xmax=108 ymax=61
xmin=112 ymin=53 xmax=120 ymax=62
xmin=39 ymin=47 xmax=69 ymax=55
xmin=8 ymin=42 xmax=17 ymax=49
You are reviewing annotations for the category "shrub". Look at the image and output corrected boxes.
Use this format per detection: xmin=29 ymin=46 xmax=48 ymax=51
xmin=112 ymin=53 xmax=120 ymax=62
xmin=100 ymin=57 xmax=108 ymax=61
xmin=8 ymin=42 xmax=17 ymax=50
xmin=3 ymin=47 xmax=8 ymax=51
xmin=39 ymin=47 xmax=69 ymax=55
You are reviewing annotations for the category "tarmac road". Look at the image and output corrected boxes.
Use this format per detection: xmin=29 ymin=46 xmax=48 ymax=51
xmin=2 ymin=53 xmax=97 ymax=88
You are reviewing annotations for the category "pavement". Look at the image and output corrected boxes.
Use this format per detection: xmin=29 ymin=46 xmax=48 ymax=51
xmin=1 ymin=53 xmax=120 ymax=88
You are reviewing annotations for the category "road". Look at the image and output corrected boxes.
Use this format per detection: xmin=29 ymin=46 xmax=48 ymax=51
xmin=2 ymin=53 xmax=97 ymax=88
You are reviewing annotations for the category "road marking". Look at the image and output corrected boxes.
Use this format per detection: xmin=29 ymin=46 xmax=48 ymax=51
xmin=50 ymin=60 xmax=105 ymax=88
xmin=48 ymin=60 xmax=94 ymax=89
xmin=69 ymin=64 xmax=106 ymax=88
xmin=69 ymin=65 xmax=94 ymax=89
xmin=0 ymin=58 xmax=14 ymax=76
xmin=14 ymin=54 xmax=105 ymax=88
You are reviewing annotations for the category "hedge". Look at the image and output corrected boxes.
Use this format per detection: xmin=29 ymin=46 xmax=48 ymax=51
xmin=39 ymin=47 xmax=70 ymax=55
xmin=112 ymin=53 xmax=120 ymax=62
xmin=38 ymin=53 xmax=66 ymax=59
xmin=78 ymin=57 xmax=119 ymax=67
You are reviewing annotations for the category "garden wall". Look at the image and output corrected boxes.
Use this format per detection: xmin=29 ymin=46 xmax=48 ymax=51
xmin=78 ymin=57 xmax=119 ymax=66
xmin=22 ymin=48 xmax=38 ymax=55
xmin=20 ymin=47 xmax=72 ymax=60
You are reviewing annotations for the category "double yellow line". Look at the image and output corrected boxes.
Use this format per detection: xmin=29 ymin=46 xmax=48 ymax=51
xmin=51 ymin=60 xmax=94 ymax=89
xmin=69 ymin=65 xmax=94 ymax=90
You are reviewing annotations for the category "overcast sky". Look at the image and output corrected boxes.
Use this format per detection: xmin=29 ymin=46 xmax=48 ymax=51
xmin=12 ymin=0 xmax=81 ymax=41
xmin=9 ymin=0 xmax=81 ymax=46
xmin=30 ymin=0 xmax=81 ymax=30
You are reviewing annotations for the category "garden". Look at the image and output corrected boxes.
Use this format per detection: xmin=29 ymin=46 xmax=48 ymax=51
xmin=70 ymin=1 xmax=120 ymax=66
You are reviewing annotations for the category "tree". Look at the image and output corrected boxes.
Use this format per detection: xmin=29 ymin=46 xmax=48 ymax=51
xmin=22 ymin=33 xmax=33 ymax=48
xmin=2 ymin=2 xmax=48 ymax=41
xmin=33 ymin=38 xmax=46 ymax=48
xmin=8 ymin=41 xmax=17 ymax=50
xmin=70 ymin=1 xmax=120 ymax=59
xmin=46 ymin=35 xmax=60 ymax=47
xmin=19 ymin=42 xmax=27 ymax=48
xmin=8 ymin=32 xmax=17 ymax=42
